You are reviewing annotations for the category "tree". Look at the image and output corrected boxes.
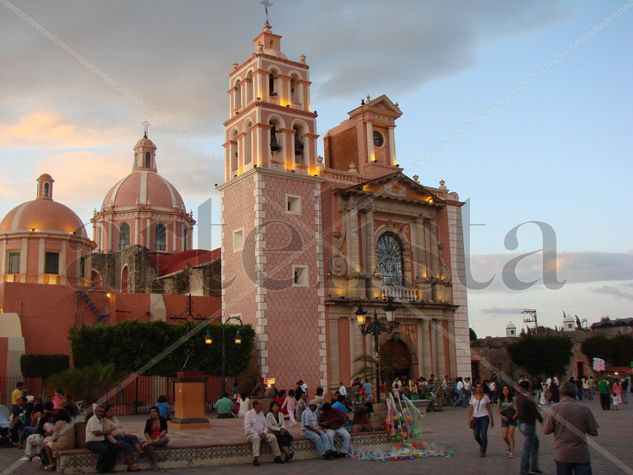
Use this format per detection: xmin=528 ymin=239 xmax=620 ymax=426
xmin=507 ymin=334 xmax=573 ymax=377
xmin=469 ymin=328 xmax=478 ymax=341
xmin=582 ymin=334 xmax=633 ymax=367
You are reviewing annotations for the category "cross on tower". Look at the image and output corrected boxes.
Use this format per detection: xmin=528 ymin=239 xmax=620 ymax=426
xmin=260 ymin=0 xmax=273 ymax=26
xmin=142 ymin=120 xmax=150 ymax=138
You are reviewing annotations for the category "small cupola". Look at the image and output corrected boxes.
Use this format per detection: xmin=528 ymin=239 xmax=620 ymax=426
xmin=133 ymin=123 xmax=158 ymax=172
xmin=36 ymin=174 xmax=54 ymax=200
xmin=506 ymin=321 xmax=517 ymax=337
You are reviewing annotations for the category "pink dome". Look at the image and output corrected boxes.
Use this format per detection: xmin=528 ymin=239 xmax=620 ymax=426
xmin=0 ymin=174 xmax=87 ymax=237
xmin=0 ymin=199 xmax=87 ymax=237
xmin=102 ymin=171 xmax=185 ymax=211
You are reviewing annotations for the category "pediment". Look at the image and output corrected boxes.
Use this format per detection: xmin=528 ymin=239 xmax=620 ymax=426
xmin=342 ymin=172 xmax=442 ymax=206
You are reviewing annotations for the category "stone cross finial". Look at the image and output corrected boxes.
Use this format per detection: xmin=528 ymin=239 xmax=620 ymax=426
xmin=142 ymin=120 xmax=150 ymax=138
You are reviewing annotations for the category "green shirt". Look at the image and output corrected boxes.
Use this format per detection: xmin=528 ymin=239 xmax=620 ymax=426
xmin=597 ymin=379 xmax=609 ymax=394
xmin=214 ymin=397 xmax=234 ymax=415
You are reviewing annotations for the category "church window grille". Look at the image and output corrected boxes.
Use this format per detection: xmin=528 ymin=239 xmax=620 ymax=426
xmin=44 ymin=252 xmax=59 ymax=275
xmin=155 ymin=224 xmax=167 ymax=251
xmin=376 ymin=232 xmax=404 ymax=286
xmin=7 ymin=252 xmax=20 ymax=274
xmin=119 ymin=222 xmax=130 ymax=250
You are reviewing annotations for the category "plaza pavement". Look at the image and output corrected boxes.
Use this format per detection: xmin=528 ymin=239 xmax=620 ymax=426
xmin=1 ymin=397 xmax=631 ymax=475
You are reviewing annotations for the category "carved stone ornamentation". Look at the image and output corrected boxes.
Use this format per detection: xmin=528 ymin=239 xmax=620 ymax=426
xmin=329 ymin=255 xmax=347 ymax=277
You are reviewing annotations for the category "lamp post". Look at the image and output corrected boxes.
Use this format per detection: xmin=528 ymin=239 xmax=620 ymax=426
xmin=204 ymin=315 xmax=243 ymax=395
xmin=355 ymin=297 xmax=398 ymax=403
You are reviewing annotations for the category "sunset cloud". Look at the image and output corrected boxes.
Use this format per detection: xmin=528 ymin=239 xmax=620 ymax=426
xmin=0 ymin=113 xmax=108 ymax=149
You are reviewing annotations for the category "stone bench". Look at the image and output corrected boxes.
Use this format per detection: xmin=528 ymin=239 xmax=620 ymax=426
xmin=57 ymin=431 xmax=391 ymax=473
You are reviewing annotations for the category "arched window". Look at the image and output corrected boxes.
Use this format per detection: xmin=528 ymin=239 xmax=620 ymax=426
xmin=235 ymin=79 xmax=242 ymax=110
xmin=121 ymin=265 xmax=129 ymax=293
xmin=230 ymin=129 xmax=239 ymax=171
xmin=244 ymin=121 xmax=252 ymax=165
xmin=293 ymin=124 xmax=305 ymax=163
xmin=183 ymin=227 xmax=188 ymax=251
xmin=155 ymin=223 xmax=166 ymax=251
xmin=43 ymin=182 xmax=50 ymax=197
xmin=144 ymin=152 xmax=151 ymax=168
xmin=119 ymin=222 xmax=130 ymax=250
xmin=290 ymin=74 xmax=300 ymax=103
xmin=246 ymin=71 xmax=254 ymax=103
xmin=269 ymin=119 xmax=281 ymax=154
xmin=376 ymin=232 xmax=404 ymax=286
xmin=269 ymin=71 xmax=277 ymax=97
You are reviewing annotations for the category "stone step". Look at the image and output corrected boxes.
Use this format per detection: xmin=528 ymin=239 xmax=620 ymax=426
xmin=57 ymin=432 xmax=391 ymax=473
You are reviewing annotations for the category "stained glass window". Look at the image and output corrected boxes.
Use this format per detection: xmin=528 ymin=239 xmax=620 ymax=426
xmin=376 ymin=232 xmax=404 ymax=286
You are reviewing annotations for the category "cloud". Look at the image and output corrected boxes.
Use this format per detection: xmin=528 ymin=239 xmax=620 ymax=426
xmin=592 ymin=284 xmax=633 ymax=301
xmin=0 ymin=0 xmax=567 ymax=140
xmin=467 ymin=251 xmax=633 ymax=291
xmin=480 ymin=307 xmax=526 ymax=315
xmin=0 ymin=113 xmax=109 ymax=149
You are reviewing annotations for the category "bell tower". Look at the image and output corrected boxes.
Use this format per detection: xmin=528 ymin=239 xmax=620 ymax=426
xmin=223 ymin=23 xmax=319 ymax=181
xmin=219 ymin=23 xmax=327 ymax=390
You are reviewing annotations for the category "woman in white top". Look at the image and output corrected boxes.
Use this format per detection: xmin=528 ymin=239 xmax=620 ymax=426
xmin=265 ymin=401 xmax=294 ymax=462
xmin=467 ymin=383 xmax=494 ymax=457
xmin=237 ymin=393 xmax=250 ymax=418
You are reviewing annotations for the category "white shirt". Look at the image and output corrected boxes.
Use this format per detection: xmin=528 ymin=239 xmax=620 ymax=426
xmin=85 ymin=415 xmax=105 ymax=443
xmin=339 ymin=385 xmax=347 ymax=397
xmin=470 ymin=395 xmax=491 ymax=418
xmin=244 ymin=409 xmax=267 ymax=438
xmin=456 ymin=381 xmax=464 ymax=391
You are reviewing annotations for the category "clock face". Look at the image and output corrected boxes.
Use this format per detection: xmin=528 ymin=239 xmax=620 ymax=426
xmin=376 ymin=232 xmax=403 ymax=286
xmin=373 ymin=130 xmax=384 ymax=148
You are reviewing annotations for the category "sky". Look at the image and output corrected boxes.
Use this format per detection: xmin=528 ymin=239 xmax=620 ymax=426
xmin=1 ymin=0 xmax=631 ymax=337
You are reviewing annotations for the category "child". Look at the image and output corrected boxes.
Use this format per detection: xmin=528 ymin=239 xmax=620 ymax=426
xmin=611 ymin=392 xmax=620 ymax=410
xmin=282 ymin=389 xmax=297 ymax=426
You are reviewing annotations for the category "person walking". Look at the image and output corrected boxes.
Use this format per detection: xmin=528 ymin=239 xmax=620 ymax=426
xmin=543 ymin=381 xmax=598 ymax=475
xmin=516 ymin=380 xmax=543 ymax=475
xmin=454 ymin=377 xmax=466 ymax=408
xmin=497 ymin=384 xmax=517 ymax=458
xmin=597 ymin=376 xmax=610 ymax=411
xmin=467 ymin=383 xmax=494 ymax=457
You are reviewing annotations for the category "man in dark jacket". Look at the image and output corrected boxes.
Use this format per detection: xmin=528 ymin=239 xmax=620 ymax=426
xmin=318 ymin=403 xmax=351 ymax=457
xmin=516 ymin=381 xmax=543 ymax=475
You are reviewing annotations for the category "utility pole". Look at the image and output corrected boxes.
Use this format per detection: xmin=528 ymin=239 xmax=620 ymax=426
xmin=521 ymin=309 xmax=538 ymax=334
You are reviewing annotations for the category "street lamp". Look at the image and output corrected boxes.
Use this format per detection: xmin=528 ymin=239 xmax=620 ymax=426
xmin=355 ymin=297 xmax=399 ymax=403
xmin=204 ymin=315 xmax=244 ymax=395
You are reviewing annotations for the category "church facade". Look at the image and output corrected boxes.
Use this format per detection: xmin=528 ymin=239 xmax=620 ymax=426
xmin=219 ymin=24 xmax=471 ymax=390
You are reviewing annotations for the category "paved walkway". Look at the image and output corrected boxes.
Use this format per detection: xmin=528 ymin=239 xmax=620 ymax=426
xmin=1 ymin=398 xmax=631 ymax=474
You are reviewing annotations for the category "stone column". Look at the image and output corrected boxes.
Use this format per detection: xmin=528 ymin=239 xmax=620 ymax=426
xmin=447 ymin=320 xmax=457 ymax=377
xmin=421 ymin=319 xmax=433 ymax=377
xmin=388 ymin=126 xmax=397 ymax=166
xmin=365 ymin=122 xmax=375 ymax=163
xmin=346 ymin=205 xmax=361 ymax=298
xmin=434 ymin=319 xmax=446 ymax=378
xmin=365 ymin=209 xmax=376 ymax=297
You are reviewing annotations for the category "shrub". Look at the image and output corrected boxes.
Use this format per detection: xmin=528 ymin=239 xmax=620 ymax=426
xmin=69 ymin=320 xmax=255 ymax=377
xmin=20 ymin=354 xmax=69 ymax=378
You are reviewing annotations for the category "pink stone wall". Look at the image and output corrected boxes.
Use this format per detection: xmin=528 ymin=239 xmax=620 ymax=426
xmin=261 ymin=173 xmax=321 ymax=390
xmin=221 ymin=175 xmax=258 ymax=328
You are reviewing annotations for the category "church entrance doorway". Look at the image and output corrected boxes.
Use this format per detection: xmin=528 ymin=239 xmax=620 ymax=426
xmin=381 ymin=336 xmax=411 ymax=380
